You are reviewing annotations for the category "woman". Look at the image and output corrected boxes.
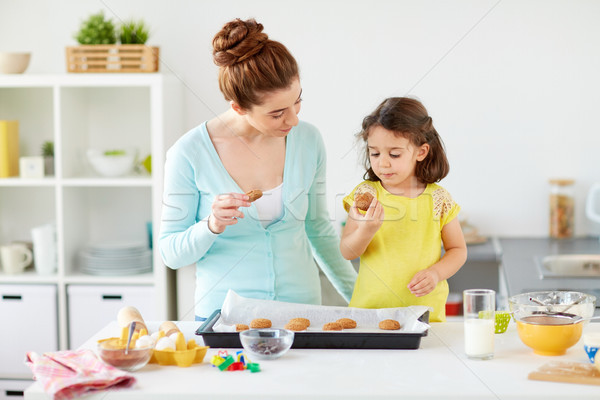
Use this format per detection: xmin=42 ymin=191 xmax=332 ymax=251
xmin=159 ymin=18 xmax=357 ymax=320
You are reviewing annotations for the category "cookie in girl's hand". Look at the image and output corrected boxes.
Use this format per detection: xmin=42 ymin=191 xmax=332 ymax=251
xmin=246 ymin=189 xmax=263 ymax=202
xmin=354 ymin=184 xmax=377 ymax=211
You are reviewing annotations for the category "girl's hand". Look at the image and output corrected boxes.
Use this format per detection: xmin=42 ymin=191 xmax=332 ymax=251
xmin=208 ymin=193 xmax=251 ymax=234
xmin=408 ymin=268 xmax=440 ymax=297
xmin=347 ymin=198 xmax=384 ymax=235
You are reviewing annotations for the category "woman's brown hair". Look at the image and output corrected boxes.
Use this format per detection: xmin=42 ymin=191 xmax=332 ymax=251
xmin=212 ymin=18 xmax=299 ymax=110
xmin=358 ymin=97 xmax=449 ymax=184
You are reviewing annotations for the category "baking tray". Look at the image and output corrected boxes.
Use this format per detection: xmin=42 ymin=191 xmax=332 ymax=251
xmin=195 ymin=309 xmax=429 ymax=350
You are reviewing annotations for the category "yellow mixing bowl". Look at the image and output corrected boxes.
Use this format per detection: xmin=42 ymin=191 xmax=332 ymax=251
xmin=515 ymin=316 xmax=583 ymax=356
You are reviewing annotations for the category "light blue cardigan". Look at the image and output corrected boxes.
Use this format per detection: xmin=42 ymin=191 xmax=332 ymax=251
xmin=159 ymin=120 xmax=357 ymax=318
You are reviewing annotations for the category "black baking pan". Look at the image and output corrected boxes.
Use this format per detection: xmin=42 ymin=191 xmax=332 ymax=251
xmin=195 ymin=309 xmax=429 ymax=349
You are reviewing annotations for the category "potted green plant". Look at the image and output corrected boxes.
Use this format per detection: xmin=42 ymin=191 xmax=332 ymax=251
xmin=41 ymin=140 xmax=54 ymax=176
xmin=74 ymin=11 xmax=117 ymax=45
xmin=119 ymin=20 xmax=149 ymax=45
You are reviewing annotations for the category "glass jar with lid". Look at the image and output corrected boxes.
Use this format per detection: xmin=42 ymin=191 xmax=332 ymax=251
xmin=549 ymin=179 xmax=575 ymax=239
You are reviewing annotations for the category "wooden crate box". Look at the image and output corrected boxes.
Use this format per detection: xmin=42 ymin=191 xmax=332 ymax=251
xmin=66 ymin=45 xmax=159 ymax=73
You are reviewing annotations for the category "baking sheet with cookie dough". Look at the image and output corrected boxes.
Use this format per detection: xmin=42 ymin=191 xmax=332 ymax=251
xmin=196 ymin=290 xmax=430 ymax=349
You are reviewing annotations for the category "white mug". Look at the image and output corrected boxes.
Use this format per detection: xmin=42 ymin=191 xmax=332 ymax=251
xmin=31 ymin=223 xmax=57 ymax=275
xmin=0 ymin=243 xmax=33 ymax=274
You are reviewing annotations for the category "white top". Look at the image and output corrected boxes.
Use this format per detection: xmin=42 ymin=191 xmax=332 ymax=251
xmin=253 ymin=183 xmax=284 ymax=228
xmin=24 ymin=321 xmax=600 ymax=400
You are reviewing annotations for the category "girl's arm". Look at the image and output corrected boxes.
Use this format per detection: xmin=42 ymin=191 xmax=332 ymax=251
xmin=407 ymin=217 xmax=467 ymax=297
xmin=340 ymin=200 xmax=384 ymax=260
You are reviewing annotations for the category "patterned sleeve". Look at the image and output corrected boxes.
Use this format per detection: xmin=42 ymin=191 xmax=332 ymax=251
xmin=432 ymin=186 xmax=460 ymax=227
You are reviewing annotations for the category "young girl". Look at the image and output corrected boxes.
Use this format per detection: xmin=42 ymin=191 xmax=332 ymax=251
xmin=340 ymin=97 xmax=467 ymax=322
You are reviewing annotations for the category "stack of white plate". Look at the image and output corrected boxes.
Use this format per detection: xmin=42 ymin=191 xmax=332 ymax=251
xmin=80 ymin=241 xmax=152 ymax=276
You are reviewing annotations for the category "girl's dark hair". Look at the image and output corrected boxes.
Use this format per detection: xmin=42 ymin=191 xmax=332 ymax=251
xmin=212 ymin=18 xmax=299 ymax=110
xmin=357 ymin=97 xmax=449 ymax=184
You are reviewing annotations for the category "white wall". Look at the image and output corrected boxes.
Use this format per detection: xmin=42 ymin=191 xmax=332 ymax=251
xmin=2 ymin=0 xmax=600 ymax=237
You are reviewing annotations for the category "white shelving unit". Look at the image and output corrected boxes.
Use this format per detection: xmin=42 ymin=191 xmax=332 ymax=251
xmin=0 ymin=74 xmax=182 ymax=376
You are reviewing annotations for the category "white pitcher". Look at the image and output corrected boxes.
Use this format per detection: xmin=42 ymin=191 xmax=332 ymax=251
xmin=31 ymin=223 xmax=57 ymax=275
xmin=586 ymin=183 xmax=600 ymax=223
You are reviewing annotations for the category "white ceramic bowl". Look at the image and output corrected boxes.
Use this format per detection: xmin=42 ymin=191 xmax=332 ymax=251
xmin=87 ymin=149 xmax=136 ymax=177
xmin=239 ymin=328 xmax=294 ymax=360
xmin=0 ymin=52 xmax=31 ymax=74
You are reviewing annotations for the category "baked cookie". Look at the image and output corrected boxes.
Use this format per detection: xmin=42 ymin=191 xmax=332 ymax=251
xmin=336 ymin=318 xmax=357 ymax=329
xmin=323 ymin=322 xmax=344 ymax=331
xmin=284 ymin=321 xmax=308 ymax=331
xmin=378 ymin=319 xmax=401 ymax=330
xmin=235 ymin=324 xmax=249 ymax=332
xmin=289 ymin=318 xmax=310 ymax=328
xmin=250 ymin=318 xmax=272 ymax=329
xmin=246 ymin=189 xmax=263 ymax=202
xmin=354 ymin=184 xmax=377 ymax=211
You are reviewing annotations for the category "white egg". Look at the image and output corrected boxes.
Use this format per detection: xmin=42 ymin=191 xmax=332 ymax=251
xmin=150 ymin=332 xmax=161 ymax=341
xmin=155 ymin=336 xmax=176 ymax=351
xmin=135 ymin=335 xmax=154 ymax=349
xmin=169 ymin=332 xmax=180 ymax=342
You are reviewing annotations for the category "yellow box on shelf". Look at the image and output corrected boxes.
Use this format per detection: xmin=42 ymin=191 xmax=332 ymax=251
xmin=0 ymin=120 xmax=19 ymax=177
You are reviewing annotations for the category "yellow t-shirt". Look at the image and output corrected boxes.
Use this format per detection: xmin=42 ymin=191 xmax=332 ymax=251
xmin=343 ymin=181 xmax=460 ymax=322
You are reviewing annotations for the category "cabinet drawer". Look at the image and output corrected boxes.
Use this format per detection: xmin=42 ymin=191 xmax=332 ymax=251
xmin=0 ymin=379 xmax=31 ymax=399
xmin=0 ymin=285 xmax=58 ymax=379
xmin=67 ymin=285 xmax=156 ymax=348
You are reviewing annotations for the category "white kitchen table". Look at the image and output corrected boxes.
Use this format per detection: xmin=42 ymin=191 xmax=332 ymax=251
xmin=24 ymin=320 xmax=600 ymax=400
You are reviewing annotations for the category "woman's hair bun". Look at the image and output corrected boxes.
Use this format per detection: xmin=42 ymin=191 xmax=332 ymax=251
xmin=213 ymin=18 xmax=269 ymax=67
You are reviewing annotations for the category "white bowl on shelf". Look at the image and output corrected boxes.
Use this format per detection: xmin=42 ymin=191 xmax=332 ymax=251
xmin=0 ymin=52 xmax=31 ymax=74
xmin=87 ymin=149 xmax=136 ymax=177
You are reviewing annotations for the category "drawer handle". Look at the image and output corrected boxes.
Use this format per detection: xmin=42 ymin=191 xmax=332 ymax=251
xmin=102 ymin=295 xmax=123 ymax=300
xmin=2 ymin=295 xmax=22 ymax=300
xmin=6 ymin=390 xmax=24 ymax=396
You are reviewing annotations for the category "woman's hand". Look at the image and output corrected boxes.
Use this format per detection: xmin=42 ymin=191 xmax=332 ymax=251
xmin=207 ymin=193 xmax=251 ymax=234
xmin=408 ymin=268 xmax=440 ymax=297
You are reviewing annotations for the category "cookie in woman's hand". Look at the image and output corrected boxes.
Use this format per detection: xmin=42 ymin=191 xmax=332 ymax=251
xmin=246 ymin=189 xmax=263 ymax=202
xmin=354 ymin=184 xmax=377 ymax=211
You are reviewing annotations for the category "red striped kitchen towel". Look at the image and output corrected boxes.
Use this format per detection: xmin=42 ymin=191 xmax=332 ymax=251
xmin=25 ymin=349 xmax=136 ymax=400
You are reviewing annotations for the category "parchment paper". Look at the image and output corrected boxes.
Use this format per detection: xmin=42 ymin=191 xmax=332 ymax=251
xmin=213 ymin=290 xmax=430 ymax=334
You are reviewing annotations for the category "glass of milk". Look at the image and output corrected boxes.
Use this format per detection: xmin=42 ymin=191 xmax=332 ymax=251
xmin=463 ymin=289 xmax=495 ymax=360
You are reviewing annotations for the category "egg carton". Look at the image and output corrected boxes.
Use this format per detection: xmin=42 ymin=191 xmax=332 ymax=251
xmin=149 ymin=330 xmax=209 ymax=367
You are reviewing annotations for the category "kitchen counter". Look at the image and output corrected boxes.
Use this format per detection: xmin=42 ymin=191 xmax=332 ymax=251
xmin=24 ymin=321 xmax=600 ymax=400
xmin=499 ymin=237 xmax=600 ymax=297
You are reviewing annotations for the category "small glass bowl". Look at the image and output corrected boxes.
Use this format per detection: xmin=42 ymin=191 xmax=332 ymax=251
xmin=239 ymin=328 xmax=294 ymax=360
xmin=97 ymin=339 xmax=153 ymax=371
